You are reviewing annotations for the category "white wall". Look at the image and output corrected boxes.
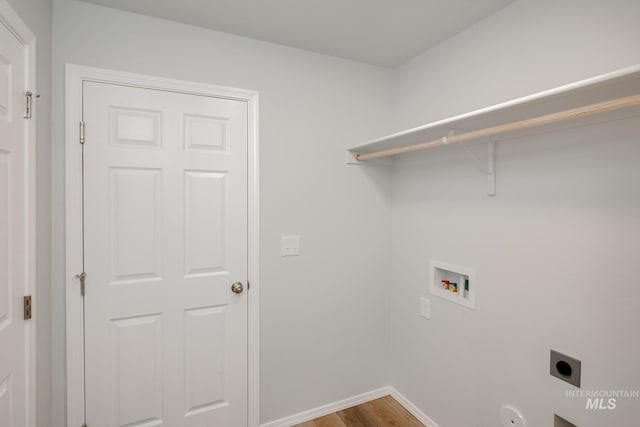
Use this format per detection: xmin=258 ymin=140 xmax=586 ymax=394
xmin=389 ymin=0 xmax=640 ymax=426
xmin=51 ymin=0 xmax=393 ymax=424
xmin=394 ymin=0 xmax=640 ymax=129
xmin=4 ymin=1 xmax=52 ymax=427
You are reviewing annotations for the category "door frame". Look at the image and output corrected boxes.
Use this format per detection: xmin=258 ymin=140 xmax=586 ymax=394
xmin=0 ymin=2 xmax=36 ymax=426
xmin=65 ymin=65 xmax=260 ymax=427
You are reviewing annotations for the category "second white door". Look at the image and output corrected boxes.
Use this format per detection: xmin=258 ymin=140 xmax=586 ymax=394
xmin=82 ymin=81 xmax=248 ymax=427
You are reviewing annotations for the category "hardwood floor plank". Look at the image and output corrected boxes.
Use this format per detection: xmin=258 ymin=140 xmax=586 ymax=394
xmin=374 ymin=396 xmax=425 ymax=426
xmin=336 ymin=405 xmax=373 ymax=427
xmin=293 ymin=413 xmax=348 ymax=427
xmin=315 ymin=413 xmax=349 ymax=427
xmin=359 ymin=399 xmax=404 ymax=426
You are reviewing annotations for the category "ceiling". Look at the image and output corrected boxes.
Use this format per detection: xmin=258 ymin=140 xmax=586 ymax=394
xmin=79 ymin=0 xmax=513 ymax=68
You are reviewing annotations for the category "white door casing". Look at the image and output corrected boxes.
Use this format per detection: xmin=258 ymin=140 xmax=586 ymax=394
xmin=65 ymin=66 xmax=259 ymax=427
xmin=0 ymin=2 xmax=36 ymax=427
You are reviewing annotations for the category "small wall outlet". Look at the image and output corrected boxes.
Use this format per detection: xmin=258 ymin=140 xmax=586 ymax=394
xmin=550 ymin=350 xmax=581 ymax=387
xmin=420 ymin=297 xmax=431 ymax=319
xmin=281 ymin=235 xmax=301 ymax=256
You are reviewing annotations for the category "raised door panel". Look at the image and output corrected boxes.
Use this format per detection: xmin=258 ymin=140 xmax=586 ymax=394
xmin=184 ymin=306 xmax=226 ymax=416
xmin=111 ymin=314 xmax=163 ymax=427
xmin=111 ymin=107 xmax=162 ymax=148
xmin=184 ymin=115 xmax=228 ymax=152
xmin=184 ymin=171 xmax=226 ymax=277
xmin=110 ymin=168 xmax=162 ymax=285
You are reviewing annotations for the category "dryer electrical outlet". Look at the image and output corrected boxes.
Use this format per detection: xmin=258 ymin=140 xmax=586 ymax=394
xmin=550 ymin=350 xmax=581 ymax=387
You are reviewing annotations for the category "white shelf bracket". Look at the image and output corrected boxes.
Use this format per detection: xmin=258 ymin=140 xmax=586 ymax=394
xmin=488 ymin=139 xmax=496 ymax=196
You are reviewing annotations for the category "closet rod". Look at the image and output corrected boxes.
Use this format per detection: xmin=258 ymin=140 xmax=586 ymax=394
xmin=356 ymin=93 xmax=640 ymax=161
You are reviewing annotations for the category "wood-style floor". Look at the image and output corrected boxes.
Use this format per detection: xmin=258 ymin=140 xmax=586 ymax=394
xmin=293 ymin=396 xmax=425 ymax=427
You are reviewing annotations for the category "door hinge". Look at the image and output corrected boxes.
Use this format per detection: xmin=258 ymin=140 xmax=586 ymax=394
xmin=79 ymin=121 xmax=85 ymax=144
xmin=24 ymin=91 xmax=33 ymax=119
xmin=23 ymin=295 xmax=32 ymax=320
xmin=247 ymin=281 xmax=250 ymax=291
xmin=76 ymin=272 xmax=87 ymax=296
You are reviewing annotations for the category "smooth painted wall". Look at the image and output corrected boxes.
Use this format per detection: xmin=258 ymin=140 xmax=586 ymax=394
xmin=389 ymin=0 xmax=640 ymax=426
xmin=51 ymin=0 xmax=393 ymax=424
xmin=4 ymin=1 xmax=52 ymax=427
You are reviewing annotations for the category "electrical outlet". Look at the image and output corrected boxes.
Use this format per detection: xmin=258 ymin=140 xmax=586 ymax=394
xmin=420 ymin=297 xmax=431 ymax=319
xmin=281 ymin=235 xmax=301 ymax=256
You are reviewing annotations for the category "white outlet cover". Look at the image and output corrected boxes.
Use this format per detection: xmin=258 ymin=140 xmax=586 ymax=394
xmin=420 ymin=297 xmax=431 ymax=319
xmin=500 ymin=405 xmax=526 ymax=427
xmin=281 ymin=235 xmax=301 ymax=256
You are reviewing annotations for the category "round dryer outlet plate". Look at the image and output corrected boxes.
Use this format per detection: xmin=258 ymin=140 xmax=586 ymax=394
xmin=500 ymin=405 xmax=527 ymax=427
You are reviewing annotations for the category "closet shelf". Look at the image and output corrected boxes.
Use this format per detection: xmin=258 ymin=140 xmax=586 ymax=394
xmin=347 ymin=65 xmax=640 ymax=163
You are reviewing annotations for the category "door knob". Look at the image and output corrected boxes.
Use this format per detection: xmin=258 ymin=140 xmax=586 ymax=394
xmin=231 ymin=282 xmax=244 ymax=294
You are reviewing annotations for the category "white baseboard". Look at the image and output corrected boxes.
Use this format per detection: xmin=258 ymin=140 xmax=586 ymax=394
xmin=389 ymin=387 xmax=441 ymax=427
xmin=259 ymin=385 xmax=440 ymax=427
xmin=260 ymin=386 xmax=391 ymax=427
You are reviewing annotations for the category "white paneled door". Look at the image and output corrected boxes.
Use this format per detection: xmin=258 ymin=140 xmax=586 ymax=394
xmin=82 ymin=82 xmax=248 ymax=427
xmin=0 ymin=11 xmax=33 ymax=427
